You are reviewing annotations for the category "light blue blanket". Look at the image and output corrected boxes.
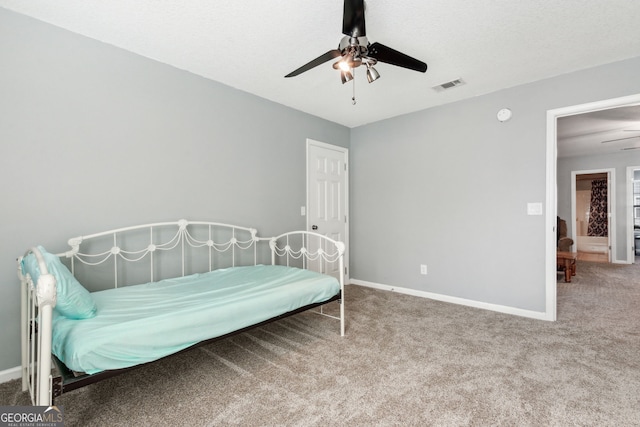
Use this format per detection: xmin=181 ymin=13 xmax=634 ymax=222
xmin=52 ymin=265 xmax=340 ymax=374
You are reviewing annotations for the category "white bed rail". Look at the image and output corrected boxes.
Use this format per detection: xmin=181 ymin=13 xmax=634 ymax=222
xmin=62 ymin=219 xmax=260 ymax=289
xmin=269 ymin=231 xmax=345 ymax=336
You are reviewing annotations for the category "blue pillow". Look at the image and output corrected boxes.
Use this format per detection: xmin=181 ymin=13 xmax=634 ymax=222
xmin=21 ymin=246 xmax=97 ymax=319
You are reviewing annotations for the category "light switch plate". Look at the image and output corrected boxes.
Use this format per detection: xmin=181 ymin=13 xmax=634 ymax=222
xmin=527 ymin=202 xmax=543 ymax=215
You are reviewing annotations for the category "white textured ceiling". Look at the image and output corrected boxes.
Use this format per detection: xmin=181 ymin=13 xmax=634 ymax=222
xmin=2 ymin=0 xmax=640 ymax=131
xmin=558 ymin=105 xmax=640 ymax=158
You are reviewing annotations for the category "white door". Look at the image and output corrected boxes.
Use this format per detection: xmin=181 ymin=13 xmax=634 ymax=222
xmin=306 ymin=139 xmax=348 ymax=282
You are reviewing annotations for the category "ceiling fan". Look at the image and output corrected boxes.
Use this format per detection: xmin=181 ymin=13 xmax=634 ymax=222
xmin=284 ymin=0 xmax=427 ymax=86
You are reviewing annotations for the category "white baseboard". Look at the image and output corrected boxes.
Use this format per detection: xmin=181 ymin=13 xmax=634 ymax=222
xmin=350 ymin=279 xmax=550 ymax=321
xmin=0 ymin=366 xmax=21 ymax=384
xmin=612 ymin=259 xmax=630 ymax=265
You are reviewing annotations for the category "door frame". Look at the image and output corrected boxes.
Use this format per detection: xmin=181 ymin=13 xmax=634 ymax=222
xmin=570 ymin=168 xmax=616 ymax=263
xmin=306 ymin=138 xmax=350 ymax=284
xmin=546 ymin=92 xmax=640 ymax=321
xmin=626 ymin=165 xmax=640 ymax=263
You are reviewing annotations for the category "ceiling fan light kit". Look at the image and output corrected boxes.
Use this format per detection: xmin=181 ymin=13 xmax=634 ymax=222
xmin=341 ymin=70 xmax=354 ymax=84
xmin=285 ymin=0 xmax=427 ymax=103
xmin=366 ymin=63 xmax=380 ymax=83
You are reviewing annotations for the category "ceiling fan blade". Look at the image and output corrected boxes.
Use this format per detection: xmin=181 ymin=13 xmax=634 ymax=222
xmin=285 ymin=50 xmax=342 ymax=78
xmin=342 ymin=0 xmax=366 ymax=37
xmin=368 ymin=42 xmax=427 ymax=73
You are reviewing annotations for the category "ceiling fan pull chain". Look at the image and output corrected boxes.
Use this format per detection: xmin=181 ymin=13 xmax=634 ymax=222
xmin=352 ymin=71 xmax=356 ymax=105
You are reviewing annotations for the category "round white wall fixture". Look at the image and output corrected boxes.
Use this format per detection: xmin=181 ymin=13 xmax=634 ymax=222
xmin=497 ymin=108 xmax=512 ymax=122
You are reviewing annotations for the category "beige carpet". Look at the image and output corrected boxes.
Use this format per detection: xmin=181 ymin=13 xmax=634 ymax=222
xmin=2 ymin=261 xmax=639 ymax=426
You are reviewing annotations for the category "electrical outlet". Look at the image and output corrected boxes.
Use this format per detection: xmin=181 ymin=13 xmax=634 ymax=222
xmin=420 ymin=264 xmax=427 ymax=275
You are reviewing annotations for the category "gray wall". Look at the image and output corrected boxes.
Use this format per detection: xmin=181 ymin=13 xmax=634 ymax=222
xmin=0 ymin=9 xmax=349 ymax=371
xmin=350 ymin=56 xmax=640 ymax=312
xmin=558 ymin=151 xmax=640 ymax=260
xmin=3 ymin=5 xmax=640 ymax=374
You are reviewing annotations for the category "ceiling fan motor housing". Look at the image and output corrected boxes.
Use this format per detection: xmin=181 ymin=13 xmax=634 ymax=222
xmin=338 ymin=36 xmax=372 ymax=68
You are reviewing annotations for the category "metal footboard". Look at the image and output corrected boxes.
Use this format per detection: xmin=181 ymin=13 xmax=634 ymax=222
xmin=269 ymin=231 xmax=345 ymax=336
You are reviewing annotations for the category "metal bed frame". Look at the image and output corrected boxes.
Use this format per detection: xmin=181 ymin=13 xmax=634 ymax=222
xmin=18 ymin=219 xmax=345 ymax=406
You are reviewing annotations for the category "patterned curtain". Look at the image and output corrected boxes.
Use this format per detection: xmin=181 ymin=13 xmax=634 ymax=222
xmin=587 ymin=179 xmax=608 ymax=237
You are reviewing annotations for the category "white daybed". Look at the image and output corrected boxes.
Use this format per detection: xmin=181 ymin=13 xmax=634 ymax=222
xmin=18 ymin=219 xmax=345 ymax=406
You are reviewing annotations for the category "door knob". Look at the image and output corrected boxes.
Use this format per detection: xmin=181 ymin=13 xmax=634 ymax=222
xmin=312 ymin=225 xmax=318 ymax=230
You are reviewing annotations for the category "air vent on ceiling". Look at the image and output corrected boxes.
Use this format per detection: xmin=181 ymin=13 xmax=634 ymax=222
xmin=432 ymin=78 xmax=465 ymax=92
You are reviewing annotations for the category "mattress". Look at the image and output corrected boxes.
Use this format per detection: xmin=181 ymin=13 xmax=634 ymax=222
xmin=51 ymin=264 xmax=340 ymax=374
